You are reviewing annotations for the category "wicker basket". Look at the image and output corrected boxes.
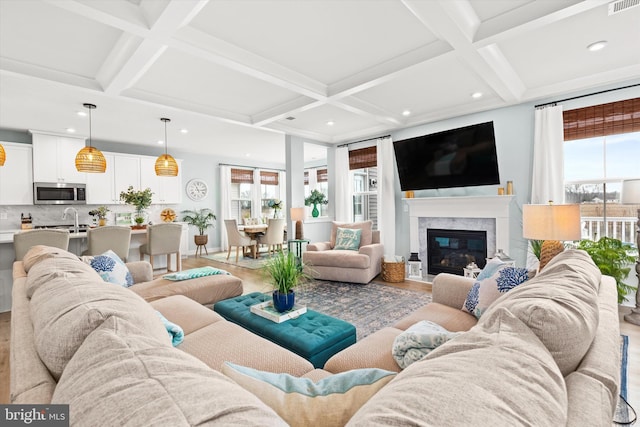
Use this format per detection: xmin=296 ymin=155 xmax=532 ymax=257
xmin=381 ymin=258 xmax=405 ymax=283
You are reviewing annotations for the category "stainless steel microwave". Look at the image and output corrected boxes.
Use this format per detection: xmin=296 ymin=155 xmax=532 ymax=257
xmin=33 ymin=182 xmax=87 ymax=205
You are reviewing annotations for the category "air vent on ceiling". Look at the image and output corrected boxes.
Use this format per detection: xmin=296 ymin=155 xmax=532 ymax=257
xmin=608 ymin=0 xmax=640 ymax=15
xmin=285 ymin=116 xmax=296 ymax=120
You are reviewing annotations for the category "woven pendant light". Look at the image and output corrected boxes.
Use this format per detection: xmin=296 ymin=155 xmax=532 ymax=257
xmin=75 ymin=103 xmax=106 ymax=173
xmin=155 ymin=117 xmax=178 ymax=177
xmin=0 ymin=143 xmax=5 ymax=166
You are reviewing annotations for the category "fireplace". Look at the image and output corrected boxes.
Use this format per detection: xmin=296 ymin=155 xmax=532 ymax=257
xmin=427 ymin=229 xmax=487 ymax=275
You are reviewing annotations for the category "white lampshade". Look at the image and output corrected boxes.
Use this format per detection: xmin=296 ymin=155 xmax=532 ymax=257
xmin=290 ymin=207 xmax=305 ymax=221
xmin=522 ymin=204 xmax=582 ymax=241
xmin=621 ymin=179 xmax=640 ymax=204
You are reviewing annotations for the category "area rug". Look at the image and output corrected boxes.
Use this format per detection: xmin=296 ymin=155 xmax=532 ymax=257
xmin=293 ymin=280 xmax=432 ymax=340
xmin=202 ymin=250 xmax=275 ymax=270
xmin=615 ymin=335 xmax=636 ymax=425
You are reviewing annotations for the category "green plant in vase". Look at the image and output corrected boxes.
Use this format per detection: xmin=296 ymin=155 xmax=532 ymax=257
xmin=88 ymin=206 xmax=110 ymax=226
xmin=304 ymin=189 xmax=328 ymax=218
xmin=182 ymin=208 xmax=216 ymax=246
xmin=262 ymin=251 xmax=310 ymax=312
xmin=578 ymin=237 xmax=637 ymax=304
xmin=119 ymin=186 xmax=153 ymax=227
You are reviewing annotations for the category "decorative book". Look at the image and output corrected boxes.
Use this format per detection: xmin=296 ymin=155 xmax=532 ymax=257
xmin=250 ymin=301 xmax=307 ymax=323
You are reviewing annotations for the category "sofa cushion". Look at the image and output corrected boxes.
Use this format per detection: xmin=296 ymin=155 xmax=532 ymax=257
xmin=22 ymin=245 xmax=81 ymax=273
xmin=334 ymin=227 xmax=362 ymax=251
xmin=461 ymin=264 xmax=531 ymax=319
xmin=347 ymin=307 xmax=568 ymax=427
xmin=330 ymin=221 xmax=372 ymax=248
xmin=29 ymin=272 xmax=170 ymax=380
xmin=303 ymin=250 xmax=371 ymax=269
xmin=222 ymin=362 xmax=395 ymax=427
xmin=52 ymin=317 xmax=287 ymax=426
xmin=84 ymin=250 xmax=133 ymax=287
xmin=484 ymin=249 xmax=601 ymax=376
xmin=25 ymin=252 xmax=101 ymax=298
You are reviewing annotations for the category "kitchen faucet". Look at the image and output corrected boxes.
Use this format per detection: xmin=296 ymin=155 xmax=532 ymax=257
xmin=62 ymin=207 xmax=79 ymax=234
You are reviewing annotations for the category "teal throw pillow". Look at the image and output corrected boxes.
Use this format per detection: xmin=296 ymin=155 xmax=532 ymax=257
xmin=221 ymin=362 xmax=395 ymax=427
xmin=333 ymin=227 xmax=362 ymax=251
xmin=163 ymin=266 xmax=229 ymax=281
xmin=88 ymin=250 xmax=133 ymax=287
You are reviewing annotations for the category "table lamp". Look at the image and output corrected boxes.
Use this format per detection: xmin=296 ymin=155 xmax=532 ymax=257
xmin=621 ymin=178 xmax=640 ymax=326
xmin=290 ymin=207 xmax=305 ymax=240
xmin=523 ymin=203 xmax=581 ymax=271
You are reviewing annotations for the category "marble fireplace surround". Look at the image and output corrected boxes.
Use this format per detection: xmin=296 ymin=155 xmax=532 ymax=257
xmin=406 ymin=196 xmax=514 ymax=277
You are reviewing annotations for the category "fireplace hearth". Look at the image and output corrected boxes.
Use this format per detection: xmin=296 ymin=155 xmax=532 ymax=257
xmin=427 ymin=229 xmax=487 ymax=276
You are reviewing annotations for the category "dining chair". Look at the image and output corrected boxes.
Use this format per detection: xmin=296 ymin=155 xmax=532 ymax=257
xmin=258 ymin=218 xmax=286 ymax=257
xmin=139 ymin=223 xmax=182 ymax=272
xmin=13 ymin=229 xmax=70 ymax=261
xmin=82 ymin=226 xmax=131 ymax=261
xmin=224 ymin=219 xmax=257 ymax=262
xmin=243 ymin=217 xmax=261 ymax=226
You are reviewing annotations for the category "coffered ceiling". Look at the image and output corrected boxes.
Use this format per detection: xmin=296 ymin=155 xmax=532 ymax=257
xmin=0 ymin=0 xmax=638 ymax=166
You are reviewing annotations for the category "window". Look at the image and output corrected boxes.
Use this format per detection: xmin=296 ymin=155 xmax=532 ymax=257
xmin=563 ymin=98 xmax=640 ymax=244
xmin=350 ymin=147 xmax=378 ymax=228
xmin=304 ymin=168 xmax=328 ymax=216
xmin=261 ymin=171 xmax=282 ymax=218
xmin=230 ymin=168 xmax=252 ymax=222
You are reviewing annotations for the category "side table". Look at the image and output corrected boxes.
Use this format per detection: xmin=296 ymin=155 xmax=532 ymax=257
xmin=287 ymin=239 xmax=309 ymax=259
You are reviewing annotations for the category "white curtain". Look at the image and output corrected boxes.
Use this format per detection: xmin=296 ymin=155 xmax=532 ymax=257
xmin=531 ymin=105 xmax=565 ymax=204
xmin=377 ymin=136 xmax=395 ymax=256
xmin=219 ymin=166 xmax=232 ymax=250
xmin=335 ymin=146 xmax=352 ymax=222
xmin=278 ymin=170 xmax=287 ymax=210
xmin=251 ymin=169 xmax=262 ymax=219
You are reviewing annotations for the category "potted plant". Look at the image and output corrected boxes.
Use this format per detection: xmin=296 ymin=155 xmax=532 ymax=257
xmin=88 ymin=206 xmax=110 ymax=226
xmin=304 ymin=189 xmax=328 ymax=218
xmin=119 ymin=186 xmax=153 ymax=228
xmin=578 ymin=237 xmax=637 ymax=304
xmin=182 ymin=208 xmax=216 ymax=247
xmin=263 ymin=251 xmax=310 ymax=312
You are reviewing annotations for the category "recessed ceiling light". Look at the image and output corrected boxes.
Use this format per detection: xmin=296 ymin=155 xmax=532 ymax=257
xmin=157 ymin=140 xmax=164 ymax=145
xmin=66 ymin=128 xmax=76 ymax=133
xmin=245 ymin=153 xmax=251 ymax=157
xmin=76 ymin=111 xmax=87 ymax=117
xmin=180 ymin=128 xmax=188 ymax=134
xmin=327 ymin=121 xmax=335 ymax=126
xmin=472 ymin=92 xmax=483 ymax=99
xmin=587 ymin=40 xmax=607 ymax=52
xmin=402 ymin=110 xmax=411 ymax=116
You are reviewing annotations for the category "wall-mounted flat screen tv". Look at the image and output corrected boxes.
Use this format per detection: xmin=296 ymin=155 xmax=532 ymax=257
xmin=393 ymin=121 xmax=500 ymax=191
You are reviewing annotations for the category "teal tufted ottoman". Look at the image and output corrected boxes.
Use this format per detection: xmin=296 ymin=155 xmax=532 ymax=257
xmin=214 ymin=292 xmax=356 ymax=368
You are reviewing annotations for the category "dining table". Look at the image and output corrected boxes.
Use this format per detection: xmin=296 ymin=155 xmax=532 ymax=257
xmin=239 ymin=224 xmax=268 ymax=258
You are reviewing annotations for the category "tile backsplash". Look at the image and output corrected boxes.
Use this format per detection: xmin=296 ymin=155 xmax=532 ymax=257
xmin=0 ymin=204 xmax=179 ymax=231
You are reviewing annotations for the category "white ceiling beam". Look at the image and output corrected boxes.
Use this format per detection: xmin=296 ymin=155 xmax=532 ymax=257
xmin=264 ymin=122 xmax=333 ymax=143
xmin=252 ymin=98 xmax=324 ymax=127
xmin=328 ymin=98 xmax=403 ymax=127
xmin=0 ymin=59 xmax=103 ymax=92
xmin=401 ymin=0 xmax=523 ymax=103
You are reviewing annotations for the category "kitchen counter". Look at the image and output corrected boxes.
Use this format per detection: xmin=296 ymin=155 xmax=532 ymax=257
xmin=0 ymin=228 xmax=149 ymax=244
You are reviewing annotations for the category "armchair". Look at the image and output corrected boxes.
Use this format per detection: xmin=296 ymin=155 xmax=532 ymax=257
xmin=302 ymin=221 xmax=384 ymax=284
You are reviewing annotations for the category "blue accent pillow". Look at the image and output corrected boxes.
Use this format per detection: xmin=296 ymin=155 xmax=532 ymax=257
xmin=89 ymin=250 xmax=133 ymax=287
xmin=221 ymin=362 xmax=395 ymax=427
xmin=333 ymin=227 xmax=362 ymax=251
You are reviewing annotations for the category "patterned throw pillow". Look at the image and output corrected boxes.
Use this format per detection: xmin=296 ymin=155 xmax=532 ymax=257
xmin=462 ymin=263 xmax=531 ymax=319
xmin=333 ymin=227 xmax=362 ymax=251
xmin=221 ymin=362 xmax=395 ymax=427
xmin=88 ymin=250 xmax=133 ymax=287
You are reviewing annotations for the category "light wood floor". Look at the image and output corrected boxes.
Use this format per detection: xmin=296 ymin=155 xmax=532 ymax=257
xmin=1 ymin=255 xmax=638 ymax=422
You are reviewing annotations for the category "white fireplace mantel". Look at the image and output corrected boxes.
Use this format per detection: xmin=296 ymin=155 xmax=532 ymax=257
xmin=405 ymin=195 xmax=515 ymax=254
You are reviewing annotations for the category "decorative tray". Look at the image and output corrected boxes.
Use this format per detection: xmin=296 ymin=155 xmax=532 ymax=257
xmin=250 ymin=301 xmax=307 ymax=323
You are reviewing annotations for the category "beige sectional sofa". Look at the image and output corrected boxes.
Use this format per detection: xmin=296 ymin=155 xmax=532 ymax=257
xmin=11 ymin=246 xmax=620 ymax=426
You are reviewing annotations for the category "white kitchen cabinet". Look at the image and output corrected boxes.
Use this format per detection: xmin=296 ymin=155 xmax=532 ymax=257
xmin=139 ymin=156 xmax=182 ymax=204
xmin=86 ymin=153 xmax=140 ymax=204
xmin=30 ymin=131 xmax=87 ymax=183
xmin=0 ymin=142 xmax=33 ymax=205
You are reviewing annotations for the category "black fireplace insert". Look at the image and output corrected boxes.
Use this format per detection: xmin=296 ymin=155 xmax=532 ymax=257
xmin=427 ymin=229 xmax=487 ymax=276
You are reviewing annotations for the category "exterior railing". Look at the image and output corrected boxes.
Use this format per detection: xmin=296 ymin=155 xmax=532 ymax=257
xmin=581 ymin=216 xmax=638 ymax=245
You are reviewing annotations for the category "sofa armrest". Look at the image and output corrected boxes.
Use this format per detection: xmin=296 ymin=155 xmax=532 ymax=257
xmin=432 ymin=273 xmax=475 ymax=309
xmin=126 ymin=261 xmax=153 ymax=284
xmin=358 ymin=243 xmax=384 ymax=264
xmin=307 ymin=241 xmax=332 ymax=251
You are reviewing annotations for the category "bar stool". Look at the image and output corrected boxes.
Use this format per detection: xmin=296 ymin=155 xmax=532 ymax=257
xmin=82 ymin=226 xmax=131 ymax=261
xmin=13 ymin=229 xmax=70 ymax=261
xmin=139 ymin=223 xmax=182 ymax=272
